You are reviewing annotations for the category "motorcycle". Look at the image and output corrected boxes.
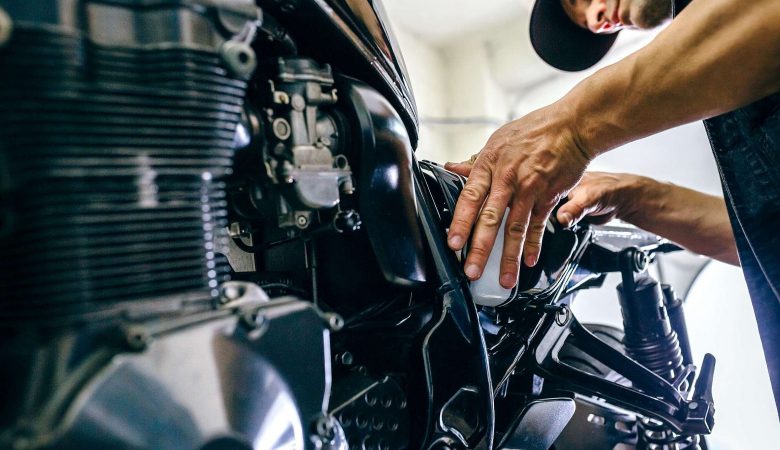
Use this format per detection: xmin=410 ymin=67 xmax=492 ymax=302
xmin=0 ymin=0 xmax=716 ymax=448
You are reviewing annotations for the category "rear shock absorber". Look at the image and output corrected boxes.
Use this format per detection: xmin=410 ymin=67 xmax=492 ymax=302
xmin=617 ymin=276 xmax=685 ymax=383
xmin=616 ymin=248 xmax=701 ymax=450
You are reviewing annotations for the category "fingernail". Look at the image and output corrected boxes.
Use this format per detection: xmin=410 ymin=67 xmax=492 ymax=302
xmin=465 ymin=264 xmax=481 ymax=279
xmin=559 ymin=212 xmax=573 ymax=227
xmin=500 ymin=273 xmax=516 ymax=288
xmin=448 ymin=235 xmax=464 ymax=249
xmin=525 ymin=254 xmax=538 ymax=267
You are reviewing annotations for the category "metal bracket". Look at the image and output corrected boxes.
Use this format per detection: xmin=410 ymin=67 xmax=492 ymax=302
xmin=531 ymin=313 xmax=715 ymax=434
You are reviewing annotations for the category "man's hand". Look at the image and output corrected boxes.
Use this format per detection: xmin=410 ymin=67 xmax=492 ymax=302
xmin=555 ymin=171 xmax=643 ymax=227
xmin=443 ymin=104 xmax=592 ymax=289
xmin=558 ymin=171 xmax=739 ymax=266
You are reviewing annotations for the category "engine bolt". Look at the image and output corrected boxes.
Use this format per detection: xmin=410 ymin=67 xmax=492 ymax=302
xmin=272 ymin=118 xmax=292 ymax=140
xmin=295 ymin=214 xmax=309 ymax=228
xmin=337 ymin=351 xmax=354 ymax=366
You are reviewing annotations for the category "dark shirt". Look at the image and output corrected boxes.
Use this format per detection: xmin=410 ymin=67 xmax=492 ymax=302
xmin=674 ymin=0 xmax=780 ymax=413
xmin=704 ymin=95 xmax=780 ymax=412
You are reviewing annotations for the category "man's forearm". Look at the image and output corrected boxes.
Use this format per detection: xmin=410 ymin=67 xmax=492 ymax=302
xmin=620 ymin=178 xmax=738 ymax=265
xmin=563 ymin=0 xmax=780 ymax=156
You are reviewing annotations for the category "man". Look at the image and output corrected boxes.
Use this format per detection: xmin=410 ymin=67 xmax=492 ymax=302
xmin=444 ymin=0 xmax=780 ymax=409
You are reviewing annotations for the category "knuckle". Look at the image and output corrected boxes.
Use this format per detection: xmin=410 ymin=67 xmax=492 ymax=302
xmin=498 ymin=167 xmax=518 ymax=186
xmin=506 ymin=221 xmax=526 ymax=238
xmin=501 ymin=254 xmax=520 ymax=267
xmin=479 ymin=206 xmax=503 ymax=227
xmin=529 ymin=221 xmax=547 ymax=233
xmin=467 ymin=246 xmax=489 ymax=261
xmin=481 ymin=149 xmax=500 ymax=165
xmin=520 ymin=173 xmax=544 ymax=191
xmin=525 ymin=237 xmax=543 ymax=247
xmin=461 ymin=185 xmax=484 ymax=202
xmin=450 ymin=215 xmax=473 ymax=229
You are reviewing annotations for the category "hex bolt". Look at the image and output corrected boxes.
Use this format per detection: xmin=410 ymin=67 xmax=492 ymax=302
xmin=295 ymin=214 xmax=309 ymax=228
xmin=337 ymin=351 xmax=354 ymax=366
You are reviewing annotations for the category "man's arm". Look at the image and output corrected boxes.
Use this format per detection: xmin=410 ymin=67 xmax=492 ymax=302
xmin=572 ymin=0 xmax=780 ymax=153
xmin=446 ymin=0 xmax=780 ymax=289
xmin=556 ymin=172 xmax=739 ymax=265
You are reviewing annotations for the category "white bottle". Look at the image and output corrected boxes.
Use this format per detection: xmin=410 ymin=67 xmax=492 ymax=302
xmin=468 ymin=209 xmax=517 ymax=307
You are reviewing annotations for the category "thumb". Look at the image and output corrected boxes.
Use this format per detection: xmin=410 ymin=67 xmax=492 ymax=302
xmin=556 ymin=188 xmax=594 ymax=228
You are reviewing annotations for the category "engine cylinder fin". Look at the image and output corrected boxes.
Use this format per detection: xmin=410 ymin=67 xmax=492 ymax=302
xmin=0 ymin=20 xmax=249 ymax=324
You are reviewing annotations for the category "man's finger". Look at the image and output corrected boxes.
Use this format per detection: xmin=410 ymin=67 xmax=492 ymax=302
xmin=462 ymin=188 xmax=513 ymax=280
xmin=444 ymin=161 xmax=473 ymax=177
xmin=523 ymin=208 xmax=552 ymax=267
xmin=556 ymin=187 xmax=600 ymax=227
xmin=498 ymin=198 xmax=532 ymax=288
xmin=447 ymin=166 xmax=492 ymax=251
xmin=556 ymin=189 xmax=587 ymax=227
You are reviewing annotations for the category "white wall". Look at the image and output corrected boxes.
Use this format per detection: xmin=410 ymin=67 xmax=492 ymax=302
xmin=392 ymin=27 xmax=450 ymax=162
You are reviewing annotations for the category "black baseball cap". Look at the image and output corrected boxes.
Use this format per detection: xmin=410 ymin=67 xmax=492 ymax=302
xmin=529 ymin=0 xmax=619 ymax=72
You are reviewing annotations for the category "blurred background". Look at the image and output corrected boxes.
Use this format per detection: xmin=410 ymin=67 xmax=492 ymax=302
xmin=382 ymin=0 xmax=780 ymax=447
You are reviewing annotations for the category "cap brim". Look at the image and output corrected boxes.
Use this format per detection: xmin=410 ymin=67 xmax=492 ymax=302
xmin=530 ymin=0 xmax=619 ymax=72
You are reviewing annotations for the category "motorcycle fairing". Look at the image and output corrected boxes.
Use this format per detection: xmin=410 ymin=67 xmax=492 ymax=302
xmin=340 ymin=77 xmax=427 ymax=286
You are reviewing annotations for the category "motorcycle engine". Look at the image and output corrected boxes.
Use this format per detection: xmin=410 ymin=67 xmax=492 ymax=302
xmin=0 ymin=1 xmax=425 ymax=449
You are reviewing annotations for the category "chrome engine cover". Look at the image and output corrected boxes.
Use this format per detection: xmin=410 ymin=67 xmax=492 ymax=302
xmin=10 ymin=284 xmax=338 ymax=450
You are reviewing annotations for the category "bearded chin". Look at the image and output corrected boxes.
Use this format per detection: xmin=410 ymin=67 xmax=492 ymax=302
xmin=634 ymin=0 xmax=673 ymax=29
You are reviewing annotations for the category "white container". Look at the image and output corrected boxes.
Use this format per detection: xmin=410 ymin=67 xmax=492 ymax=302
xmin=468 ymin=209 xmax=517 ymax=307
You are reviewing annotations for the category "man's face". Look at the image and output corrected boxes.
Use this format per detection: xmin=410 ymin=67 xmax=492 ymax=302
xmin=561 ymin=0 xmax=672 ymax=34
